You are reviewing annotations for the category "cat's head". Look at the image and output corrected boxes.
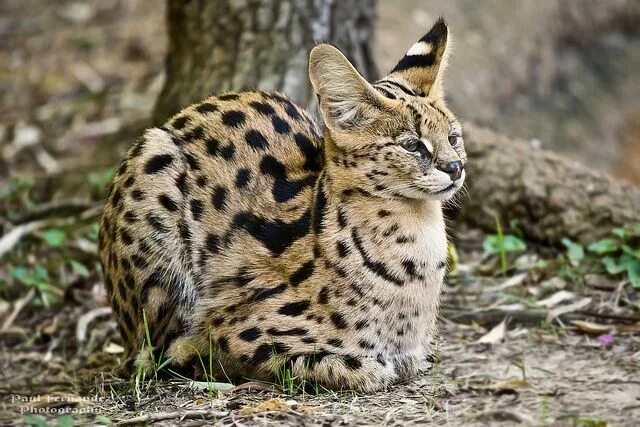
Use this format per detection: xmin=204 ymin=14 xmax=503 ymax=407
xmin=309 ymin=18 xmax=465 ymax=201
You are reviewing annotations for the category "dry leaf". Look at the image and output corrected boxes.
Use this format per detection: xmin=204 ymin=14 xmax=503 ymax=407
xmin=238 ymin=398 xmax=291 ymax=416
xmin=488 ymin=378 xmax=532 ymax=391
xmin=103 ymin=342 xmax=125 ymax=354
xmin=536 ymin=290 xmax=575 ymax=308
xmin=546 ymin=297 xmax=591 ymax=323
xmin=571 ymin=320 xmax=611 ymax=335
xmin=477 ymin=319 xmax=507 ymax=344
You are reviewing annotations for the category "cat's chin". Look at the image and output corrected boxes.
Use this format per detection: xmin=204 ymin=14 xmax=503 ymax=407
xmin=426 ymin=181 xmax=464 ymax=201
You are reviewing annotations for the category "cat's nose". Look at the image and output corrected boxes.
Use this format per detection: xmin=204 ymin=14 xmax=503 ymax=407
xmin=438 ymin=161 xmax=463 ymax=181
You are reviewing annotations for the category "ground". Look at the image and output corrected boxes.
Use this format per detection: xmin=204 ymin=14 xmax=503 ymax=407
xmin=1 ymin=1 xmax=639 ymax=426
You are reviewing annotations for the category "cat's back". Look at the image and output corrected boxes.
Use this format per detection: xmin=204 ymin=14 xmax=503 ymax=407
xmin=99 ymin=91 xmax=323 ymax=353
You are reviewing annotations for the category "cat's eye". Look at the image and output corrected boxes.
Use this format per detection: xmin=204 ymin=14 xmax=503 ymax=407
xmin=402 ymin=139 xmax=419 ymax=152
xmin=448 ymin=135 xmax=461 ymax=146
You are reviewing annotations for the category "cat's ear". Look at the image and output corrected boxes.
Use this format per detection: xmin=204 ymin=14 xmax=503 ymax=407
xmin=309 ymin=44 xmax=387 ymax=131
xmin=387 ymin=18 xmax=450 ymax=99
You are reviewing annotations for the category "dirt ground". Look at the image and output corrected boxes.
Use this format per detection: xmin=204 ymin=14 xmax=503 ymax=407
xmin=1 ymin=1 xmax=639 ymax=426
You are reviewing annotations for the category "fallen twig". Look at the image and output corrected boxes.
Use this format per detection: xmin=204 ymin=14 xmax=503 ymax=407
xmin=1 ymin=288 xmax=35 ymax=332
xmin=76 ymin=307 xmax=113 ymax=344
xmin=116 ymin=409 xmax=228 ymax=425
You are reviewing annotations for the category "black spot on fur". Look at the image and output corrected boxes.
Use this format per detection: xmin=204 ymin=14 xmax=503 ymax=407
xmin=219 ymin=93 xmax=239 ymax=101
xmin=123 ymin=176 xmax=134 ymax=187
xmin=144 ymin=154 xmax=174 ymax=174
xmin=267 ymin=327 xmax=308 ymax=336
xmin=278 ymin=300 xmax=310 ymax=316
xmin=260 ymin=155 xmax=317 ymax=203
xmin=212 ymin=186 xmax=228 ymax=211
xmin=313 ymin=179 xmax=327 ymax=234
xmin=359 ymin=339 xmax=375 ymax=350
xmin=378 ymin=209 xmax=392 ymax=218
xmin=221 ymin=144 xmax=235 ymax=159
xmin=131 ymin=189 xmax=145 ymax=201
xmin=196 ymin=102 xmax=218 ymax=114
xmin=330 ymin=312 xmax=348 ymax=329
xmin=222 ymin=110 xmax=245 ymax=127
xmin=290 ymin=261 xmax=314 ymax=287
xmin=327 ymin=338 xmax=343 ymax=347
xmin=336 ymin=241 xmax=349 ymax=258
xmin=239 ymin=327 xmax=262 ymax=342
xmin=184 ymin=153 xmax=200 ymax=170
xmin=249 ymin=101 xmax=275 ymax=116
xmin=294 ymin=133 xmax=322 ymax=172
xmin=351 ymin=228 xmax=404 ymax=286
xmin=232 ymin=210 xmax=311 ymax=256
xmin=343 ymin=355 xmax=362 ymax=370
xmin=146 ymin=213 xmax=168 ymax=233
xmin=284 ymin=101 xmax=301 ymax=120
xmin=158 ymin=194 xmax=178 ymax=212
xmin=245 ymin=129 xmax=269 ymax=150
xmin=217 ymin=336 xmax=230 ymax=352
xmin=175 ymin=172 xmax=189 ymax=194
xmin=301 ymin=337 xmax=317 ymax=344
xmin=206 ymin=234 xmax=220 ymax=254
xmin=272 ymin=116 xmax=290 ymax=134
xmin=123 ymin=211 xmax=137 ymax=223
xmin=171 ymin=115 xmax=189 ymax=130
xmin=131 ymin=254 xmax=148 ymax=269
xmin=235 ymin=168 xmax=252 ymax=188
xmin=206 ymin=138 xmax=220 ymax=156
xmin=337 ymin=208 xmax=348 ymax=228
xmin=212 ymin=317 xmax=224 ymax=327
xmin=250 ymin=342 xmax=290 ymax=365
xmin=318 ymin=286 xmax=330 ymax=304
xmin=120 ymin=229 xmax=134 ymax=246
xmin=252 ymin=283 xmax=287 ymax=301
xmin=183 ymin=125 xmax=205 ymax=142
xmin=354 ymin=319 xmax=368 ymax=330
xmin=437 ymin=260 xmax=447 ymax=269
xmin=190 ymin=199 xmax=204 ymax=221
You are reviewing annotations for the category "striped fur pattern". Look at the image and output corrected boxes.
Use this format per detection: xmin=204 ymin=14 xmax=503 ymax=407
xmin=99 ymin=19 xmax=466 ymax=392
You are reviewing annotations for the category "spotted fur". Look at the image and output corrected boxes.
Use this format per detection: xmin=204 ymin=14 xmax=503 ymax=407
xmin=99 ymin=19 xmax=466 ymax=392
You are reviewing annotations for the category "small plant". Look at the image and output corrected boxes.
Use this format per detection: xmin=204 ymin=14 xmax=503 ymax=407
xmin=561 ymin=225 xmax=640 ymax=288
xmin=482 ymin=217 xmax=527 ymax=275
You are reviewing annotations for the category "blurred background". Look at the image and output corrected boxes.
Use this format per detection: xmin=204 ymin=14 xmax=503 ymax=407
xmin=1 ymin=0 xmax=639 ymax=185
xmin=1 ymin=2 xmax=639 ymax=424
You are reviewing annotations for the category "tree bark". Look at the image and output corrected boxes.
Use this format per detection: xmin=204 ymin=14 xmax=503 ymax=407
xmin=153 ymin=0 xmax=378 ymax=124
xmin=460 ymin=123 xmax=640 ymax=245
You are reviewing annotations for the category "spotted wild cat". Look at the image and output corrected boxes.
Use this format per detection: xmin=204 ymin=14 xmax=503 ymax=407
xmin=99 ymin=18 xmax=466 ymax=392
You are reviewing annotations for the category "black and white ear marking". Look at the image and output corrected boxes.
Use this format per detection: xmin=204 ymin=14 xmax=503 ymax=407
xmin=386 ymin=18 xmax=450 ymax=98
xmin=392 ymin=18 xmax=447 ymax=73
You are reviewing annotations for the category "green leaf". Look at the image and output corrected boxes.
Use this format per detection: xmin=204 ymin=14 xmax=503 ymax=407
xmin=622 ymin=244 xmax=640 ymax=259
xmin=561 ymin=238 xmax=584 ymax=266
xmin=482 ymin=235 xmax=500 ymax=254
xmin=501 ymin=235 xmax=526 ymax=252
xmin=601 ymin=256 xmax=627 ymax=275
xmin=587 ymin=238 xmax=619 ymax=255
xmin=482 ymin=235 xmax=526 ymax=254
xmin=95 ymin=416 xmax=113 ymax=425
xmin=70 ymin=260 xmax=90 ymax=278
xmin=627 ymin=259 xmax=640 ymax=288
xmin=87 ymin=222 xmax=100 ymax=242
xmin=57 ymin=415 xmax=75 ymax=427
xmin=41 ymin=229 xmax=67 ymax=247
xmin=612 ymin=227 xmax=627 ymax=239
xmin=22 ymin=415 xmax=48 ymax=427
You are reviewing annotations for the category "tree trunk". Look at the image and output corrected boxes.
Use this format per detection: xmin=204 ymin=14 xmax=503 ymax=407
xmin=460 ymin=123 xmax=640 ymax=245
xmin=153 ymin=0 xmax=378 ymax=124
